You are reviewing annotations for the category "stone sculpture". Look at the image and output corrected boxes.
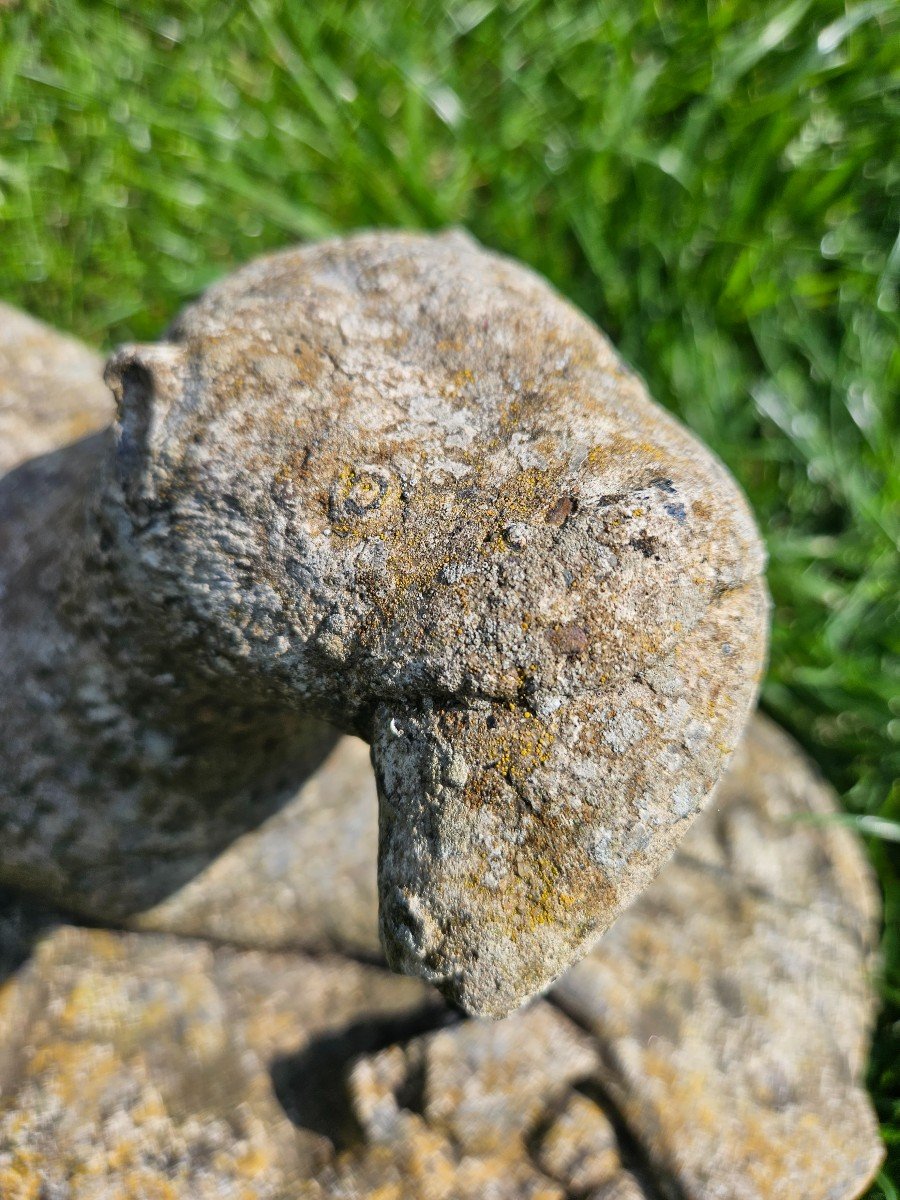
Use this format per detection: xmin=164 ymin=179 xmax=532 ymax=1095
xmin=0 ymin=233 xmax=884 ymax=1198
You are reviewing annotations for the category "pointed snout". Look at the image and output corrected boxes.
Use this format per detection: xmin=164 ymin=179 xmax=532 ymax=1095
xmin=370 ymin=697 xmax=613 ymax=1018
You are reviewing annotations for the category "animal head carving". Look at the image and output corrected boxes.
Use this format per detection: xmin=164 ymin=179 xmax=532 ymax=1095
xmin=104 ymin=230 xmax=768 ymax=1015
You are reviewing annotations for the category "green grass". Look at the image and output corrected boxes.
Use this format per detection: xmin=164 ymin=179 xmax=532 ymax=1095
xmin=2 ymin=0 xmax=898 ymax=1189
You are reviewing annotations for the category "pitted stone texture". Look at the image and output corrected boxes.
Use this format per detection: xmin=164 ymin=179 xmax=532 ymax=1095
xmin=371 ymin=578 xmax=761 ymax=1014
xmin=0 ymin=303 xmax=380 ymax=962
xmin=0 ymin=926 xmax=433 ymax=1200
xmin=318 ymin=1004 xmax=601 ymax=1200
xmin=0 ymin=305 xmax=341 ymax=921
xmin=0 ymin=714 xmax=883 ymax=1199
xmin=115 ymin=230 xmax=766 ymax=1014
xmin=313 ymin=714 xmax=883 ymax=1199
xmin=2 ymin=236 xmax=767 ymax=1014
xmin=553 ymin=714 xmax=883 ymax=1200
xmin=299 ymin=1002 xmax=638 ymax=1200
xmin=136 ymin=228 xmax=767 ymax=728
xmin=393 ymin=1003 xmax=597 ymax=1153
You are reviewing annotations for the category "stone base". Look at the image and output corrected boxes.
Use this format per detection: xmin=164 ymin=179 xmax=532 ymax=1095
xmin=0 ymin=715 xmax=883 ymax=1200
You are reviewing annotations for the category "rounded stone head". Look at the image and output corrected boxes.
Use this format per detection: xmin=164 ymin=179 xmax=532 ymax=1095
xmin=104 ymin=230 xmax=768 ymax=1016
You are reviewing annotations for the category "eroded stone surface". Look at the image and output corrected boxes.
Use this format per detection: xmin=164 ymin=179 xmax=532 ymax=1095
xmin=0 ymin=311 xmax=342 ymax=923
xmin=325 ymin=1005 xmax=602 ymax=1200
xmin=1 ymin=233 xmax=768 ymax=1015
xmin=0 ymin=926 xmax=433 ymax=1200
xmin=0 ymin=302 xmax=382 ymax=963
xmin=0 ymin=714 xmax=882 ymax=1199
xmin=554 ymin=715 xmax=883 ymax=1200
xmin=0 ymin=278 xmax=881 ymax=1194
xmin=315 ymin=1004 xmax=645 ymax=1200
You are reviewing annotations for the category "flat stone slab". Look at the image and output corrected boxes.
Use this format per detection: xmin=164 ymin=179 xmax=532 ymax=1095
xmin=0 ymin=925 xmax=435 ymax=1200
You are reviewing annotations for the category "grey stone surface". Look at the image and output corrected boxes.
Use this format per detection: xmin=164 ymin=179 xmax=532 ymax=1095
xmin=0 ymin=306 xmax=374 ymax=960
xmin=131 ymin=734 xmax=382 ymax=959
xmin=554 ymin=714 xmax=883 ymax=1200
xmin=1 ymin=231 xmax=768 ymax=1015
xmin=0 ymin=717 xmax=882 ymax=1199
xmin=0 ymin=263 xmax=882 ymax=1196
xmin=0 ymin=317 xmax=340 ymax=921
xmin=0 ymin=302 xmax=112 ymax=472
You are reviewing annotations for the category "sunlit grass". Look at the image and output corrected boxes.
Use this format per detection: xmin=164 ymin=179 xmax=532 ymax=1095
xmin=1 ymin=0 xmax=898 ymax=1189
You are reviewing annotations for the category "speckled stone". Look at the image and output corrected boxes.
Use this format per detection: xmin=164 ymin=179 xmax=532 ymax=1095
xmin=0 ymin=275 xmax=882 ymax=1197
xmin=0 ymin=926 xmax=433 ymax=1200
xmin=0 ymin=715 xmax=883 ymax=1199
xmin=554 ymin=715 xmax=884 ymax=1200
xmin=1 ymin=232 xmax=769 ymax=1015
xmin=0 ymin=298 xmax=382 ymax=967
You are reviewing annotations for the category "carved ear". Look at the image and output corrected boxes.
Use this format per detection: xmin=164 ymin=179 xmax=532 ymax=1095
xmin=104 ymin=344 xmax=184 ymax=504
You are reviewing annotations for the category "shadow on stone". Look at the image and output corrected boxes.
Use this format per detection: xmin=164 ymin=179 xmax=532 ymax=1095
xmin=0 ymin=889 xmax=62 ymax=984
xmin=573 ymin=1078 xmax=690 ymax=1200
xmin=2 ymin=437 xmax=342 ymax=925
xmin=270 ymin=1002 xmax=458 ymax=1151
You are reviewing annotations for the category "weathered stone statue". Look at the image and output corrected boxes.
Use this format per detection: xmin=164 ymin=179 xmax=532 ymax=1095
xmin=0 ymin=233 xmax=884 ymax=1198
xmin=2 ymin=231 xmax=767 ymax=1015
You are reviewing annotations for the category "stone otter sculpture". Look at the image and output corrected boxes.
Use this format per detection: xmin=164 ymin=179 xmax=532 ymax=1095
xmin=1 ymin=230 xmax=768 ymax=1016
